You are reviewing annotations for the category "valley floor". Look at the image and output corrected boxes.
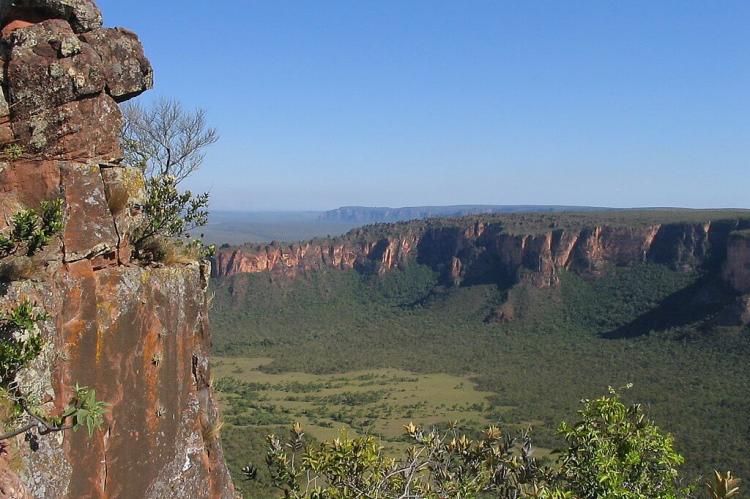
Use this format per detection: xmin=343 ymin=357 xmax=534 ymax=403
xmin=210 ymin=263 xmax=750 ymax=497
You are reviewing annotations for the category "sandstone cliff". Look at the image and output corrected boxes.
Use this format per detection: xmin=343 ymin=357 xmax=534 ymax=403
xmin=724 ymin=231 xmax=750 ymax=294
xmin=0 ymin=1 xmax=233 ymax=497
xmin=720 ymin=230 xmax=750 ymax=326
xmin=214 ymin=216 xmax=750 ymax=290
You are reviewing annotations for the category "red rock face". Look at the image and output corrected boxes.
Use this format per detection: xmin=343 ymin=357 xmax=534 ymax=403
xmin=214 ymin=220 xmax=749 ymax=292
xmin=1 ymin=11 xmax=151 ymax=160
xmin=0 ymin=1 xmax=233 ymax=497
xmin=0 ymin=442 xmax=30 ymax=498
xmin=214 ymin=235 xmax=420 ymax=278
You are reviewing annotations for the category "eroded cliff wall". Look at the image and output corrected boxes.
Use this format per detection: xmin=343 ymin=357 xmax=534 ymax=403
xmin=0 ymin=1 xmax=233 ymax=497
xmin=214 ymin=218 xmax=750 ymax=289
xmin=724 ymin=231 xmax=750 ymax=294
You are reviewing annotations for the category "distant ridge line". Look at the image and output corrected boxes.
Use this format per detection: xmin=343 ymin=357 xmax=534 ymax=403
xmin=319 ymin=205 xmax=613 ymax=223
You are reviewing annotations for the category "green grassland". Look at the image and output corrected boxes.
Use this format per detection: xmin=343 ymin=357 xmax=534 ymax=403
xmin=212 ymin=358 xmax=523 ymax=496
xmin=213 ymin=357 xmax=498 ymax=442
xmin=211 ymin=261 xmax=750 ymax=496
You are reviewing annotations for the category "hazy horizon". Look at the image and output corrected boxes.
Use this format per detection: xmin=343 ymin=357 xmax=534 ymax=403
xmin=100 ymin=1 xmax=750 ymax=211
xmin=210 ymin=204 xmax=750 ymax=214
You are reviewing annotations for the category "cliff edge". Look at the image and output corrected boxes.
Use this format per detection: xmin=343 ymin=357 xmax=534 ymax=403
xmin=0 ymin=0 xmax=234 ymax=497
xmin=214 ymin=215 xmax=750 ymax=288
xmin=214 ymin=213 xmax=750 ymax=328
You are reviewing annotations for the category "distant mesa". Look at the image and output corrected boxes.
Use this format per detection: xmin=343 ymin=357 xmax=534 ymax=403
xmin=214 ymin=209 xmax=750 ymax=329
xmin=319 ymin=205 xmax=611 ymax=223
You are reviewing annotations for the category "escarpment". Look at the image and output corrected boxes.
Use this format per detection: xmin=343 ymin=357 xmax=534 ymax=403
xmin=0 ymin=1 xmax=233 ymax=497
xmin=720 ymin=231 xmax=750 ymax=326
xmin=214 ymin=216 xmax=750 ymax=287
xmin=724 ymin=231 xmax=750 ymax=294
xmin=214 ymin=215 xmax=750 ymax=329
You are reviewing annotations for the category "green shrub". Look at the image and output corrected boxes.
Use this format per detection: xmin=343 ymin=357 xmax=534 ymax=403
xmin=2 ymin=144 xmax=24 ymax=161
xmin=0 ymin=299 xmax=46 ymax=385
xmin=64 ymin=384 xmax=107 ymax=437
xmin=0 ymin=301 xmax=107 ymax=443
xmin=552 ymin=386 xmax=688 ymax=498
xmin=132 ymin=175 xmax=211 ymax=262
xmin=249 ymin=389 xmax=741 ymax=498
xmin=0 ymin=199 xmax=64 ymax=260
xmin=262 ymin=422 xmax=546 ymax=498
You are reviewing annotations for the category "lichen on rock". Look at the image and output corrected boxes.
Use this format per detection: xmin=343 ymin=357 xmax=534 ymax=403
xmin=0 ymin=0 xmax=234 ymax=497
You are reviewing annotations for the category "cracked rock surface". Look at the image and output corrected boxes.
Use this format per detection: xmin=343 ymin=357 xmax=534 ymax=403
xmin=0 ymin=1 xmax=234 ymax=497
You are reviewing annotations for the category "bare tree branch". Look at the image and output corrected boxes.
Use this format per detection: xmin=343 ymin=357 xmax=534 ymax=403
xmin=121 ymin=98 xmax=218 ymax=184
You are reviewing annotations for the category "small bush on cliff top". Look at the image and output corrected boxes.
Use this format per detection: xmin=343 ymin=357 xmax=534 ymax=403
xmin=131 ymin=175 xmax=209 ymax=247
xmin=137 ymin=232 xmax=215 ymax=265
xmin=121 ymin=99 xmax=217 ymax=263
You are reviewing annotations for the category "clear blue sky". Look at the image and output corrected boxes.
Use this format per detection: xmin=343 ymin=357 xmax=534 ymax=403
xmin=99 ymin=1 xmax=749 ymax=211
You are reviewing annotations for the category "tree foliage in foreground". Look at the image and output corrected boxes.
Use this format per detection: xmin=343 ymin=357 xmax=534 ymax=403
xmin=555 ymin=385 xmax=686 ymax=498
xmin=247 ymin=388 xmax=739 ymax=498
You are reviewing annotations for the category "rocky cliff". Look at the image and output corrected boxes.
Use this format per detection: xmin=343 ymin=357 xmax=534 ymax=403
xmin=724 ymin=231 xmax=750 ymax=293
xmin=214 ymin=215 xmax=750 ymax=290
xmin=0 ymin=1 xmax=233 ymax=497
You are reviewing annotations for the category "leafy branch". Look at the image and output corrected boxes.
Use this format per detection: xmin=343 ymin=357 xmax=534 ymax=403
xmin=0 ymin=385 xmax=107 ymax=441
xmin=131 ymin=175 xmax=208 ymax=247
xmin=0 ymin=300 xmax=107 ymax=443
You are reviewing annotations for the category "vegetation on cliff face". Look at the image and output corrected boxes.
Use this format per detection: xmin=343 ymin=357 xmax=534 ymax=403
xmin=211 ymin=260 xmax=749 ymax=495
xmin=0 ymin=300 xmax=47 ymax=387
xmin=0 ymin=0 xmax=237 ymax=495
xmin=121 ymin=98 xmax=217 ymax=262
xmin=0 ymin=208 xmax=107 ymax=444
xmin=0 ymin=199 xmax=64 ymax=258
xmin=131 ymin=174 xmax=212 ymax=260
xmin=0 ymin=299 xmax=105 ymax=442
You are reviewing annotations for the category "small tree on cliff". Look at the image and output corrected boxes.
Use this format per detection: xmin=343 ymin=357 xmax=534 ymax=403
xmin=121 ymin=98 xmax=218 ymax=258
xmin=121 ymin=98 xmax=218 ymax=184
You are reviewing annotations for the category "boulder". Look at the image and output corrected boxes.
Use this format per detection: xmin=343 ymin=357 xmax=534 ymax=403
xmin=6 ymin=0 xmax=102 ymax=33
xmin=10 ymin=92 xmax=123 ymax=160
xmin=80 ymin=27 xmax=154 ymax=102
xmin=7 ymin=20 xmax=105 ymax=118
xmin=3 ymin=17 xmax=151 ymax=160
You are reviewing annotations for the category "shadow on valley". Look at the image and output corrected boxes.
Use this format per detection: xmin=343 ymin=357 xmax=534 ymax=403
xmin=601 ymin=277 xmax=736 ymax=339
